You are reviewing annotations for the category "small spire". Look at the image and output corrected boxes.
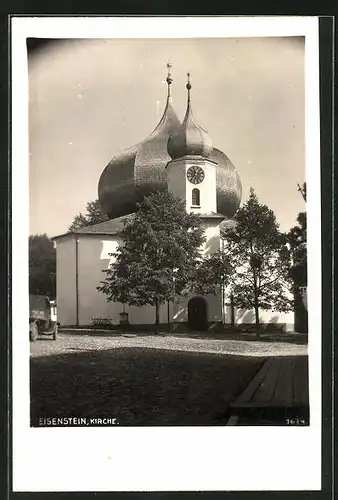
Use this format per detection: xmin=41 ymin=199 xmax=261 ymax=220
xmin=167 ymin=70 xmax=213 ymax=160
xmin=186 ymin=72 xmax=192 ymax=103
xmin=166 ymin=61 xmax=173 ymax=97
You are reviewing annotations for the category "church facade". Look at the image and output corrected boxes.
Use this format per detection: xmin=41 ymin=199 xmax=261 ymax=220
xmin=53 ymin=68 xmax=294 ymax=331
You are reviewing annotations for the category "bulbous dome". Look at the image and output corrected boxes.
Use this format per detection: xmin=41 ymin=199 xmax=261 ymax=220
xmin=98 ymin=91 xmax=181 ymax=220
xmin=167 ymin=75 xmax=213 ymax=159
xmin=98 ymin=70 xmax=242 ymax=220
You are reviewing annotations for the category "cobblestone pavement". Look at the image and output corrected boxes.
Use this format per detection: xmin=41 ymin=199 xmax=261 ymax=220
xmin=30 ymin=332 xmax=308 ymax=358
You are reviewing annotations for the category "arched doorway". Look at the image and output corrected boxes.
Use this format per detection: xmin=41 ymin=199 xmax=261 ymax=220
xmin=188 ymin=297 xmax=208 ymax=330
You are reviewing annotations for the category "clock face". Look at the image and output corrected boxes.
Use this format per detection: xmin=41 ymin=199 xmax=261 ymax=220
xmin=186 ymin=165 xmax=205 ymax=185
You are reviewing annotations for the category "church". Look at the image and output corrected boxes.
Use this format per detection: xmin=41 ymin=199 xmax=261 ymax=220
xmin=53 ymin=66 xmax=294 ymax=331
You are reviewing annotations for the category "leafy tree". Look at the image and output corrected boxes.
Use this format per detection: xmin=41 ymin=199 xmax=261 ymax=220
xmin=193 ymin=219 xmax=238 ymax=325
xmin=287 ymin=183 xmax=307 ymax=286
xmin=288 ymin=211 xmax=307 ymax=286
xmin=194 ymin=250 xmax=231 ymax=296
xmin=29 ymin=234 xmax=56 ymax=299
xmin=69 ymin=199 xmax=108 ymax=231
xmin=287 ymin=183 xmax=307 ymax=332
xmin=221 ymin=188 xmax=292 ymax=338
xmin=194 ymin=250 xmax=231 ymax=324
xmin=97 ymin=191 xmax=206 ymax=333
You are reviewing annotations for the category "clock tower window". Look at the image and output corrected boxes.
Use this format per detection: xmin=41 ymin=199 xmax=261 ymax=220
xmin=192 ymin=188 xmax=200 ymax=206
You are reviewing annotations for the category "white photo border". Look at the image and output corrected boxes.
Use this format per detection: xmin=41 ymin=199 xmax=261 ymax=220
xmin=11 ymin=16 xmax=321 ymax=492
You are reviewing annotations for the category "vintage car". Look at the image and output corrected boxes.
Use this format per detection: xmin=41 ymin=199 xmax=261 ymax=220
xmin=29 ymin=294 xmax=58 ymax=341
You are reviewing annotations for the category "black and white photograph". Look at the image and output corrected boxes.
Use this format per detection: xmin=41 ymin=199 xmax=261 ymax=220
xmin=11 ymin=16 xmax=322 ymax=492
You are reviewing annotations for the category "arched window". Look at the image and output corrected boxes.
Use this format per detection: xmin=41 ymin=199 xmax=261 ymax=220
xmin=192 ymin=188 xmax=200 ymax=206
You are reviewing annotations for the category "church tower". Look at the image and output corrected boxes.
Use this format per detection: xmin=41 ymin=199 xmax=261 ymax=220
xmin=166 ymin=73 xmax=218 ymax=215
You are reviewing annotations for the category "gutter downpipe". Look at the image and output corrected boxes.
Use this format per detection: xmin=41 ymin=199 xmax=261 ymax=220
xmin=75 ymin=237 xmax=79 ymax=327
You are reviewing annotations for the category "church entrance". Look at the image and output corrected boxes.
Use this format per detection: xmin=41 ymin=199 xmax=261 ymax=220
xmin=188 ymin=297 xmax=208 ymax=331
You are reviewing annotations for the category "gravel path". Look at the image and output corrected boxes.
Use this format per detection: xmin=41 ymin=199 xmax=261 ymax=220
xmin=30 ymin=332 xmax=308 ymax=358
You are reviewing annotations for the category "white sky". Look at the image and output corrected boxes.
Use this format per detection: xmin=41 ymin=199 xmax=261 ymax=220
xmin=28 ymin=37 xmax=306 ymax=236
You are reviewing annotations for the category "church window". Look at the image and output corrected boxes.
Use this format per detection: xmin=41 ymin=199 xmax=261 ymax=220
xmin=192 ymin=188 xmax=200 ymax=206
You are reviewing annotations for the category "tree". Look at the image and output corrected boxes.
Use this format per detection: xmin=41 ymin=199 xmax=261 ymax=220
xmin=288 ymin=182 xmax=307 ymax=286
xmin=29 ymin=234 xmax=56 ymax=299
xmin=288 ymin=211 xmax=307 ymax=286
xmin=194 ymin=250 xmax=231 ymax=295
xmin=194 ymin=250 xmax=231 ymax=324
xmin=69 ymin=199 xmax=108 ymax=231
xmin=97 ymin=191 xmax=206 ymax=333
xmin=287 ymin=182 xmax=307 ymax=332
xmin=221 ymin=188 xmax=292 ymax=338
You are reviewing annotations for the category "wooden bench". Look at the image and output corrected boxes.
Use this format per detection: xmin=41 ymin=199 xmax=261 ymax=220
xmin=227 ymin=356 xmax=309 ymax=425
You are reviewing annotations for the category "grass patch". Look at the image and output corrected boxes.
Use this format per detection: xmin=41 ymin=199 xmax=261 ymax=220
xmin=30 ymin=348 xmax=264 ymax=426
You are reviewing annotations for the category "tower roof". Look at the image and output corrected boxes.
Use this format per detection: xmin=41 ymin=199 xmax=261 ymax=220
xmin=98 ymin=65 xmax=242 ymax=220
xmin=167 ymin=73 xmax=213 ymax=160
xmin=98 ymin=65 xmax=181 ymax=219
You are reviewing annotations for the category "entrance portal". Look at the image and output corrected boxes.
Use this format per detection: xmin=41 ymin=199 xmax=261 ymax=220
xmin=188 ymin=297 xmax=208 ymax=331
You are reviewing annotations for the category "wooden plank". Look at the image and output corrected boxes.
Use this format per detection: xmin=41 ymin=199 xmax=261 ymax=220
xmin=273 ymin=357 xmax=294 ymax=407
xmin=293 ymin=357 xmax=309 ymax=406
xmin=229 ymin=355 xmax=309 ymax=424
xmin=230 ymin=400 xmax=288 ymax=408
xmin=231 ymin=356 xmax=309 ymax=411
xmin=231 ymin=358 xmax=276 ymax=407
xmin=232 ymin=357 xmax=298 ymax=409
xmin=253 ymin=358 xmax=283 ymax=403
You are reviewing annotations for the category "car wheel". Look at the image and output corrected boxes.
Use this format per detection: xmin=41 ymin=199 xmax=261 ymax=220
xmin=29 ymin=322 xmax=39 ymax=341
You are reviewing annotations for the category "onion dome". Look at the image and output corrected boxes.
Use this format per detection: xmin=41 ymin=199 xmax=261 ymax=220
xmin=98 ymin=63 xmax=181 ymax=220
xmin=213 ymin=148 xmax=242 ymax=217
xmin=98 ymin=65 xmax=242 ymax=220
xmin=167 ymin=73 xmax=213 ymax=160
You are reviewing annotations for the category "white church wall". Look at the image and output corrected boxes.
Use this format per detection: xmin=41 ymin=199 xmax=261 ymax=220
xmin=77 ymin=236 xmax=121 ymax=325
xmin=171 ymin=293 xmax=222 ymax=323
xmin=56 ymin=227 xmax=294 ymax=330
xmin=166 ymin=162 xmax=186 ymax=201
xmin=127 ymin=303 xmax=168 ymax=325
xmin=220 ymin=253 xmax=295 ymax=330
xmin=202 ymin=220 xmax=221 ymax=255
xmin=206 ymin=293 xmax=222 ymax=322
xmin=235 ymin=308 xmax=294 ymax=331
xmin=56 ymin=237 xmax=77 ymax=326
xmin=75 ymin=236 xmax=167 ymax=326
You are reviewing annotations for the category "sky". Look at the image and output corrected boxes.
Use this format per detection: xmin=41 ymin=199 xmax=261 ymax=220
xmin=28 ymin=37 xmax=306 ymax=236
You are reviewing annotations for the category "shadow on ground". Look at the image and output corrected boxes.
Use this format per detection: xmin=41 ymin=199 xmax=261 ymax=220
xmin=30 ymin=348 xmax=265 ymax=427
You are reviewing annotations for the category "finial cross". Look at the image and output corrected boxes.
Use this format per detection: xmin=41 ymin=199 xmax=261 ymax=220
xmin=186 ymin=71 xmax=192 ymax=96
xmin=166 ymin=62 xmax=173 ymax=96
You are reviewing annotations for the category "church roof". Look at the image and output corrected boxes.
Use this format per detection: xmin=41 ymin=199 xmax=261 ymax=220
xmin=53 ymin=210 xmax=228 ymax=242
xmin=53 ymin=215 xmax=133 ymax=241
xmin=98 ymin=68 xmax=181 ymax=221
xmin=98 ymin=65 xmax=242 ymax=220
xmin=167 ymin=73 xmax=213 ymax=160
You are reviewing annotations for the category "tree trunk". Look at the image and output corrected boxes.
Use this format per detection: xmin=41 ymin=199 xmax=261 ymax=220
xmin=254 ymin=302 xmax=260 ymax=339
xmin=154 ymin=297 xmax=160 ymax=334
xmin=253 ymin=275 xmax=260 ymax=339
xmin=167 ymin=300 xmax=172 ymax=333
xmin=230 ymin=293 xmax=235 ymax=328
